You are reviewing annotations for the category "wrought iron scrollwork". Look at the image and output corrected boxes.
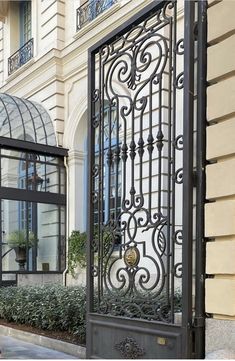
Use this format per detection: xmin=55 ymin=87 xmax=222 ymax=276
xmin=174 ymin=263 xmax=183 ymax=278
xmin=175 ymin=72 xmax=184 ymax=89
xmin=174 ymin=168 xmax=183 ymax=184
xmin=174 ymin=230 xmax=183 ymax=245
xmin=90 ymin=0 xmax=184 ymax=324
xmin=173 ymin=135 xmax=183 ymax=150
xmin=175 ymin=38 xmax=184 ymax=55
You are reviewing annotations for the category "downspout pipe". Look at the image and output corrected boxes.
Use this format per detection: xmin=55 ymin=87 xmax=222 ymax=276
xmin=63 ymin=154 xmax=69 ymax=286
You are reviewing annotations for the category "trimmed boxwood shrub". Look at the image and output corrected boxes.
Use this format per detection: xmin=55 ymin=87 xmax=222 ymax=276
xmin=0 ymin=285 xmax=86 ymax=344
xmin=0 ymin=285 xmax=182 ymax=345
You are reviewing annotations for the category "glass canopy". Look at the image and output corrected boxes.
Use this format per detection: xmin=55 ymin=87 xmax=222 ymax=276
xmin=0 ymin=93 xmax=56 ymax=146
xmin=0 ymin=93 xmax=67 ymax=286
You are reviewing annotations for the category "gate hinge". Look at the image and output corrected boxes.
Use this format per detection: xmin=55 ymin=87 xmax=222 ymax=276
xmin=194 ymin=22 xmax=198 ymax=41
xmin=193 ymin=316 xmax=205 ymax=328
xmin=193 ymin=171 xmax=197 ymax=187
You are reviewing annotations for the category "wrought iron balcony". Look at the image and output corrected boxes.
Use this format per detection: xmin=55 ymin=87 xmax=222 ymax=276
xmin=76 ymin=0 xmax=117 ymax=30
xmin=8 ymin=38 xmax=34 ymax=76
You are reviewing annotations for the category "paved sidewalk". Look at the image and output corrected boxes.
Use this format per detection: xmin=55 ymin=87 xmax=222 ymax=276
xmin=0 ymin=335 xmax=77 ymax=359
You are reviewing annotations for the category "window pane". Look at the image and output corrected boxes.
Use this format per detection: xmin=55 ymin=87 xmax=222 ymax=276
xmin=1 ymin=200 xmax=65 ymax=272
xmin=1 ymin=199 xmax=21 ymax=272
xmin=37 ymin=162 xmax=60 ymax=193
xmin=37 ymin=203 xmax=60 ymax=271
xmin=0 ymin=150 xmax=65 ymax=194
xmin=22 ymin=1 xmax=31 ymax=44
xmin=1 ymin=156 xmax=25 ymax=189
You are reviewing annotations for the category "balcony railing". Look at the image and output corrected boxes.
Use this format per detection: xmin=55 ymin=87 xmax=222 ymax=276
xmin=76 ymin=0 xmax=117 ymax=30
xmin=8 ymin=38 xmax=34 ymax=76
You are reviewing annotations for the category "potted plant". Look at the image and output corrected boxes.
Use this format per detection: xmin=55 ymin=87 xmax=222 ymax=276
xmin=6 ymin=230 xmax=37 ymax=271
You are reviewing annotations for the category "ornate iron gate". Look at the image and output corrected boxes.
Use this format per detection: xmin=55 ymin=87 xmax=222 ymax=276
xmin=87 ymin=0 xmax=206 ymax=358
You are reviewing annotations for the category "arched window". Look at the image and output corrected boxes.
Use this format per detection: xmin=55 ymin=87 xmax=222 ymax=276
xmin=93 ymin=103 xmax=122 ymax=244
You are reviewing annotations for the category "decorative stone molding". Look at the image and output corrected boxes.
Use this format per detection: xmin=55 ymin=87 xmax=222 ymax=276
xmin=68 ymin=149 xmax=86 ymax=165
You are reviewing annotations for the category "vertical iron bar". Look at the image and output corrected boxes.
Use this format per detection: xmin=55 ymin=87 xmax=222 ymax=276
xmin=107 ymin=103 xmax=112 ymax=221
xmin=148 ymin=80 xmax=153 ymax=216
xmin=114 ymin=98 xmax=119 ymax=222
xmin=138 ymin=101 xmax=144 ymax=209
xmin=167 ymin=17 xmax=173 ymax=315
xmin=194 ymin=0 xmax=207 ymax=358
xmin=100 ymin=51 xmax=104 ymax=299
xmin=98 ymin=51 xmax=102 ymax=304
xmin=122 ymin=116 xmax=127 ymax=210
xmin=171 ymin=2 xmax=177 ymax=324
xmin=157 ymin=79 xmax=162 ymax=215
xmin=182 ymin=0 xmax=195 ymax=358
xmin=86 ymin=48 xmax=95 ymax=359
xmin=130 ymin=108 xmax=135 ymax=208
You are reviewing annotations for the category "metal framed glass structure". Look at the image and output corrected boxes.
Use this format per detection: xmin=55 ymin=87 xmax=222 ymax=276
xmin=0 ymin=93 xmax=67 ymax=286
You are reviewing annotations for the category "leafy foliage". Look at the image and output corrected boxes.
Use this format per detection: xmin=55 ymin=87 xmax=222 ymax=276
xmin=0 ymin=285 xmax=86 ymax=344
xmin=7 ymin=230 xmax=37 ymax=248
xmin=68 ymin=231 xmax=87 ymax=276
xmin=0 ymin=285 xmax=182 ymax=345
xmin=67 ymin=229 xmax=112 ymax=277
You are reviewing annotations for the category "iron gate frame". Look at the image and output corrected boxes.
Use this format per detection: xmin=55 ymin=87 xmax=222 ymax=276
xmin=87 ymin=0 xmax=207 ymax=358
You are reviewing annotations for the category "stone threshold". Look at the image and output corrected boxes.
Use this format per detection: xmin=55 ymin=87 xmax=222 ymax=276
xmin=0 ymin=324 xmax=86 ymax=359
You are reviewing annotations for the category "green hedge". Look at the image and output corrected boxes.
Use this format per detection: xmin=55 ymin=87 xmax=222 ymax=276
xmin=0 ymin=285 xmax=86 ymax=343
xmin=0 ymin=285 xmax=182 ymax=345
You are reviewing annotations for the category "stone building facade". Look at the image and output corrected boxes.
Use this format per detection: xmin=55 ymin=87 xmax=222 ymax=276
xmin=0 ymin=0 xmax=234 ymax=357
xmin=205 ymin=0 xmax=235 ymax=355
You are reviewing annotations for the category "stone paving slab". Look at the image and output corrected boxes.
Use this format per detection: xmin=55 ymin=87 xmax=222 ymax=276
xmin=0 ymin=325 xmax=85 ymax=358
xmin=0 ymin=335 xmax=77 ymax=359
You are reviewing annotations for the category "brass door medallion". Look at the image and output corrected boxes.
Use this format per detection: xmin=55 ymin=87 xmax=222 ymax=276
xmin=124 ymin=246 xmax=140 ymax=268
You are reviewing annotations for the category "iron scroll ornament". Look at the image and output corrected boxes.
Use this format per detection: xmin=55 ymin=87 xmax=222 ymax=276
xmin=91 ymin=0 xmax=184 ymax=323
xmin=115 ymin=337 xmax=145 ymax=359
xmin=99 ymin=2 xmax=173 ymax=299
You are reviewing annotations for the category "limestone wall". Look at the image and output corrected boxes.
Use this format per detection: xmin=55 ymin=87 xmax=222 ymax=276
xmin=205 ymin=0 xmax=235 ymax=354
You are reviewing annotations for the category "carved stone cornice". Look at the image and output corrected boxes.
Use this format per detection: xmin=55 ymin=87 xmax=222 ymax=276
xmin=68 ymin=149 xmax=86 ymax=165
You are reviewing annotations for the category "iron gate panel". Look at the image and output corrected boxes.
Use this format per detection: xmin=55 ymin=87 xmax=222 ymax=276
xmin=88 ymin=314 xmax=184 ymax=359
xmin=87 ymin=0 xmax=206 ymax=358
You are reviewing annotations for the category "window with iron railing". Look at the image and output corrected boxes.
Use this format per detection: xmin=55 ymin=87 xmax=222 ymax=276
xmin=8 ymin=38 xmax=34 ymax=76
xmin=76 ymin=0 xmax=117 ymax=30
xmin=8 ymin=0 xmax=33 ymax=76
